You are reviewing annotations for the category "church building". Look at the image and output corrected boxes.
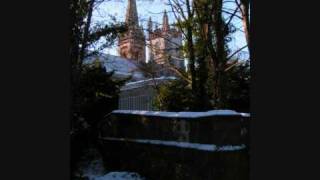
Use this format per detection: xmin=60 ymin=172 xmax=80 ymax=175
xmin=146 ymin=10 xmax=184 ymax=76
xmin=90 ymin=0 xmax=184 ymax=110
xmin=118 ymin=0 xmax=146 ymax=63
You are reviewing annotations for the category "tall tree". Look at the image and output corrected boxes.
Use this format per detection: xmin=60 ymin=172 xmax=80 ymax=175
xmin=211 ymin=0 xmax=227 ymax=108
xmin=69 ymin=0 xmax=126 ymax=177
xmin=164 ymin=0 xmax=245 ymax=110
xmin=168 ymin=0 xmax=197 ymax=99
xmin=193 ymin=0 xmax=212 ymax=110
xmin=69 ymin=0 xmax=126 ymax=132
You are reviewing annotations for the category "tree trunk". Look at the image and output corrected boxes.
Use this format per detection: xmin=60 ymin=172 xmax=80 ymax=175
xmin=239 ymin=0 xmax=251 ymax=58
xmin=185 ymin=0 xmax=197 ymax=95
xmin=194 ymin=0 xmax=211 ymax=110
xmin=212 ymin=0 xmax=225 ymax=108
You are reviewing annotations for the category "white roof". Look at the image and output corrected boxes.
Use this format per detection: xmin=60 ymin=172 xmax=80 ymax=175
xmin=85 ymin=53 xmax=145 ymax=81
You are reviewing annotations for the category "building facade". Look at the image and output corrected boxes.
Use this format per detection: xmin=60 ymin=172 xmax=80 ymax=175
xmin=118 ymin=77 xmax=176 ymax=110
xmin=118 ymin=0 xmax=146 ymax=63
xmin=147 ymin=11 xmax=183 ymax=66
xmin=116 ymin=0 xmax=184 ymax=110
xmin=147 ymin=11 xmax=184 ymax=76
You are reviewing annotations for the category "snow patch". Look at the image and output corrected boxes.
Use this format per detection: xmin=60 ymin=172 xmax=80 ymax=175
xmin=102 ymin=137 xmax=246 ymax=152
xmin=85 ymin=53 xmax=145 ymax=81
xmin=240 ymin=113 xmax=250 ymax=117
xmin=94 ymin=172 xmax=144 ymax=180
xmin=125 ymin=76 xmax=177 ymax=86
xmin=120 ymin=76 xmax=177 ymax=90
xmin=81 ymin=158 xmax=105 ymax=179
xmin=74 ymin=148 xmax=106 ymax=180
xmin=112 ymin=109 xmax=250 ymax=118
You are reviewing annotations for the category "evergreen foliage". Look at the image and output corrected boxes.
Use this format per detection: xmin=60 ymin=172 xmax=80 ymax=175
xmin=155 ymin=60 xmax=250 ymax=112
xmin=158 ymin=0 xmax=249 ymax=112
xmin=71 ymin=61 xmax=126 ymax=177
xmin=223 ymin=61 xmax=250 ymax=112
xmin=69 ymin=0 xmax=127 ymax=177
xmin=154 ymin=79 xmax=195 ymax=111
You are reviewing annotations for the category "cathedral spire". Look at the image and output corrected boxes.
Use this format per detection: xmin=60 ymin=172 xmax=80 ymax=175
xmin=125 ymin=0 xmax=139 ymax=28
xmin=119 ymin=0 xmax=146 ymax=62
xmin=147 ymin=17 xmax=153 ymax=38
xmin=162 ymin=10 xmax=169 ymax=32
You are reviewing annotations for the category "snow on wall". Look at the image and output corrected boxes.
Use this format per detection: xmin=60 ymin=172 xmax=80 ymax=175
xmin=240 ymin=113 xmax=250 ymax=117
xmin=112 ymin=109 xmax=250 ymax=118
xmin=102 ymin=137 xmax=246 ymax=152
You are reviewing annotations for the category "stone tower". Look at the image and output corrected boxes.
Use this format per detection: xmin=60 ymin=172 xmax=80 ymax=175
xmin=147 ymin=17 xmax=154 ymax=62
xmin=118 ymin=0 xmax=146 ymax=62
xmin=148 ymin=10 xmax=184 ymax=75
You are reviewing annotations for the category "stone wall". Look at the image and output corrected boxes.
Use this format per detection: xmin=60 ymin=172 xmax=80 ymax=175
xmin=99 ymin=140 xmax=248 ymax=180
xmin=98 ymin=111 xmax=250 ymax=180
xmin=100 ymin=112 xmax=249 ymax=145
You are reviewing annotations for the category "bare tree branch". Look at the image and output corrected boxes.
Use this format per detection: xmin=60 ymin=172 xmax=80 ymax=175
xmin=224 ymin=6 xmax=240 ymax=32
xmin=226 ymin=45 xmax=248 ymax=60
xmin=222 ymin=9 xmax=243 ymax=19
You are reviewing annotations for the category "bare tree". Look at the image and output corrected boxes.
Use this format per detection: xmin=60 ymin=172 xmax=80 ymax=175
xmin=168 ymin=0 xmax=197 ymax=94
xmin=165 ymin=0 xmax=245 ymax=108
xmin=135 ymin=0 xmax=248 ymax=109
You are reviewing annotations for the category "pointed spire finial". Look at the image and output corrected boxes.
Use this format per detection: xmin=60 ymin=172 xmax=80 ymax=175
xmin=147 ymin=17 xmax=153 ymax=39
xmin=125 ymin=0 xmax=139 ymax=28
xmin=148 ymin=17 xmax=153 ymax=32
xmin=162 ymin=9 xmax=169 ymax=32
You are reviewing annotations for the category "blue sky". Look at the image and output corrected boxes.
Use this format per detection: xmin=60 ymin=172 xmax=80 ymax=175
xmin=92 ymin=0 xmax=248 ymax=59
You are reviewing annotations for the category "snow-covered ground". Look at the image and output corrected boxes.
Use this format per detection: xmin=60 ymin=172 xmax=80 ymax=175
xmin=93 ymin=172 xmax=145 ymax=180
xmin=102 ymin=137 xmax=246 ymax=152
xmin=113 ymin=109 xmax=250 ymax=118
xmin=75 ymin=149 xmax=104 ymax=180
xmin=74 ymin=148 xmax=145 ymax=180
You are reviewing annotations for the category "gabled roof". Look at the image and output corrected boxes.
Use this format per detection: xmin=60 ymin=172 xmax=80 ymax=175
xmin=85 ymin=53 xmax=145 ymax=81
